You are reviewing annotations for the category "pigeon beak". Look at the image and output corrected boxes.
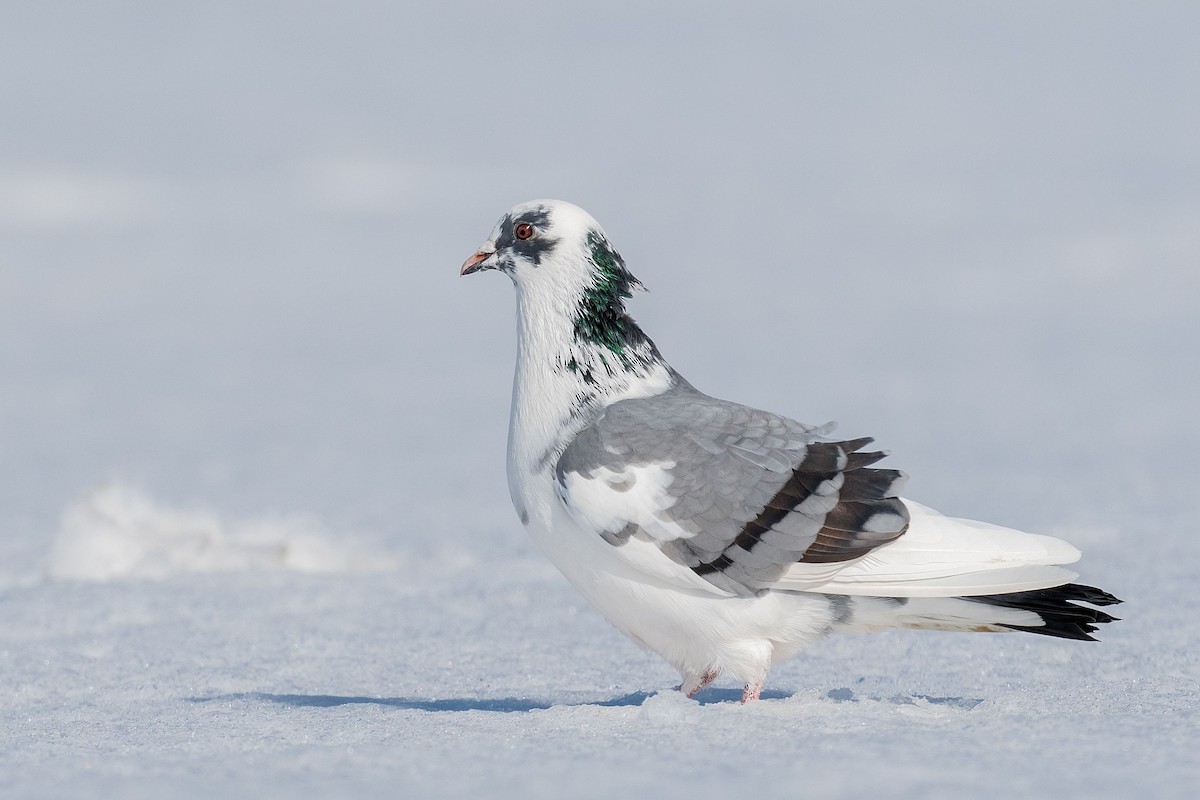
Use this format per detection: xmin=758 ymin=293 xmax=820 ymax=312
xmin=460 ymin=240 xmax=497 ymax=276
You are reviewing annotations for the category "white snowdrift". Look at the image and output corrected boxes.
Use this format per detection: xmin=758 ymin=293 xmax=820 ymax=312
xmin=47 ymin=482 xmax=398 ymax=580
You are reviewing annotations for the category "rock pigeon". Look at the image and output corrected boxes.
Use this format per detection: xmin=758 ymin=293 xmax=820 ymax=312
xmin=461 ymin=199 xmax=1120 ymax=703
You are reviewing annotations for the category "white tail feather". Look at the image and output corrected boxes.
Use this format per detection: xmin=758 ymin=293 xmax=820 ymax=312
xmin=834 ymin=595 xmax=1045 ymax=633
xmin=797 ymin=499 xmax=1081 ymax=598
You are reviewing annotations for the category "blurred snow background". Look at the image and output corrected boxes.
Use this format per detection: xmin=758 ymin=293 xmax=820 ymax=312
xmin=1 ymin=2 xmax=1197 ymax=798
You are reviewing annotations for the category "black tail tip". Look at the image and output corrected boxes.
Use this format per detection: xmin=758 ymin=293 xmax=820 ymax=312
xmin=971 ymin=583 xmax=1122 ymax=642
xmin=1063 ymin=583 xmax=1122 ymax=607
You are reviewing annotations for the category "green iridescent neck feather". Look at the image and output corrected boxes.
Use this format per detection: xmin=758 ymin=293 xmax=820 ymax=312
xmin=569 ymin=231 xmax=658 ymax=376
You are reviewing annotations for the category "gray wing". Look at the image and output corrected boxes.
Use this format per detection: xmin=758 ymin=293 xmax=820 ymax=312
xmin=553 ymin=385 xmax=909 ymax=596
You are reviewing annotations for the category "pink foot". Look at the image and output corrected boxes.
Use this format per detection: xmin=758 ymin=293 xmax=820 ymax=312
xmin=682 ymin=668 xmax=721 ymax=698
xmin=741 ymin=682 xmax=762 ymax=703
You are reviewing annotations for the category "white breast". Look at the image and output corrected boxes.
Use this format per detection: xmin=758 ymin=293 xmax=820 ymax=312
xmin=514 ymin=462 xmax=834 ymax=685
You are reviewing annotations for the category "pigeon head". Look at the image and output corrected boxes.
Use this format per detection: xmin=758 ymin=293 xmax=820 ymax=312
xmin=461 ymin=199 xmax=643 ymax=289
xmin=462 ymin=200 xmax=666 ymax=381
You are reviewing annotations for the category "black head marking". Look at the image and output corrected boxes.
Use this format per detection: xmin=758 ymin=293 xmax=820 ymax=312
xmin=570 ymin=230 xmax=656 ymax=366
xmin=494 ymin=205 xmax=558 ymax=268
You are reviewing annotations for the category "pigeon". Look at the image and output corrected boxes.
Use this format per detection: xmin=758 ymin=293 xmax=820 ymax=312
xmin=461 ymin=199 xmax=1120 ymax=703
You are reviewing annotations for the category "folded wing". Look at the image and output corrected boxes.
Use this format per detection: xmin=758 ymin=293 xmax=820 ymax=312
xmin=554 ymin=386 xmax=909 ymax=596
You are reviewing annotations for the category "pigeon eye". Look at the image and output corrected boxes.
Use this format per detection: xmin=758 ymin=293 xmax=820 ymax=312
xmin=514 ymin=223 xmax=535 ymax=241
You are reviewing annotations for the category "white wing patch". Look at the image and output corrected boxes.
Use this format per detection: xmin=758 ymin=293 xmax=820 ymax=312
xmin=554 ymin=460 xmax=737 ymax=597
xmin=555 ymin=461 xmax=696 ymax=544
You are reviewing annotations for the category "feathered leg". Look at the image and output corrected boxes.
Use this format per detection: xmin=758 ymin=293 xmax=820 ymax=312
xmin=680 ymin=668 xmax=721 ymax=698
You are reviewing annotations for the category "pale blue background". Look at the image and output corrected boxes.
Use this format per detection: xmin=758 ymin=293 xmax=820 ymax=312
xmin=2 ymin=3 xmax=1197 ymax=797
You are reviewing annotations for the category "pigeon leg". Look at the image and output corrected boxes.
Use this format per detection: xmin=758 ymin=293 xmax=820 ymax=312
xmin=681 ymin=668 xmax=721 ymax=698
xmin=741 ymin=681 xmax=762 ymax=703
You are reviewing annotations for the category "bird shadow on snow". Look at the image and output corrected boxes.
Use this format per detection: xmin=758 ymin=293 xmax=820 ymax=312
xmin=187 ymin=688 xmax=980 ymax=712
xmin=188 ymin=691 xmax=655 ymax=713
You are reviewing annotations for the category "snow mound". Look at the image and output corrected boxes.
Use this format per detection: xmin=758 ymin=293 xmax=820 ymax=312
xmin=47 ymin=483 xmax=398 ymax=580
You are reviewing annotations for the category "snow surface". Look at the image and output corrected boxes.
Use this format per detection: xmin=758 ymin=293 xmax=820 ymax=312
xmin=3 ymin=2 xmax=1199 ymax=798
xmin=3 ymin=484 xmax=1196 ymax=800
xmin=47 ymin=484 xmax=397 ymax=581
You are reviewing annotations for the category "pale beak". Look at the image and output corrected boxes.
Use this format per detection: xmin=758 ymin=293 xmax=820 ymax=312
xmin=460 ymin=240 xmax=497 ymax=275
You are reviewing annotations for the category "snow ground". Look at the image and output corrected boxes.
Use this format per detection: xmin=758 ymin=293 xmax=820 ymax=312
xmin=2 ymin=484 xmax=1196 ymax=799
xmin=3 ymin=2 xmax=1199 ymax=798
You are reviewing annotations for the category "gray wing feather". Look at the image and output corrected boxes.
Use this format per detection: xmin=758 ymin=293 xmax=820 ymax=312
xmin=554 ymin=384 xmax=909 ymax=596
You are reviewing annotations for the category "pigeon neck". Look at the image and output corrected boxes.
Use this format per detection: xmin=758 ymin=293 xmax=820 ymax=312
xmin=513 ymin=279 xmax=670 ymax=396
xmin=569 ymin=230 xmax=651 ymax=364
xmin=508 ymin=278 xmax=673 ymax=478
xmin=516 ymin=228 xmax=670 ymax=399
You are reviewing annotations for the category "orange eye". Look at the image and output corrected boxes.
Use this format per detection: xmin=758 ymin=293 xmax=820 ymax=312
xmin=514 ymin=222 xmax=534 ymax=241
